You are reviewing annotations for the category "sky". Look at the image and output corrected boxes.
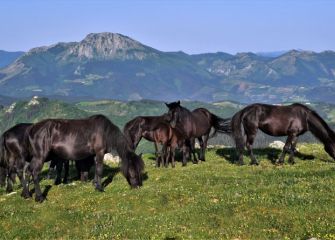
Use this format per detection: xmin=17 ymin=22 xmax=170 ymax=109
xmin=1 ymin=0 xmax=334 ymax=54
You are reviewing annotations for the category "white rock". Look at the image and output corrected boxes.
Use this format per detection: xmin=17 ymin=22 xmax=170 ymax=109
xmin=104 ymin=153 xmax=120 ymax=164
xmin=269 ymin=140 xmax=285 ymax=149
xmin=5 ymin=102 xmax=16 ymax=113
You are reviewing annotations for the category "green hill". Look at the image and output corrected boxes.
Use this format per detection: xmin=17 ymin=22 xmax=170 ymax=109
xmin=0 ymin=97 xmax=88 ymax=132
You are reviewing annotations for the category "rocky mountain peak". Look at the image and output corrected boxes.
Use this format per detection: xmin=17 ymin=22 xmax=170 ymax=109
xmin=72 ymin=32 xmax=150 ymax=60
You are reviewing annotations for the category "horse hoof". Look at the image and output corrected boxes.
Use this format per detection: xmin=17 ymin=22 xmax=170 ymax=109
xmin=6 ymin=187 xmax=13 ymax=193
xmin=237 ymin=161 xmax=245 ymax=166
xmin=62 ymin=180 xmax=68 ymax=185
xmin=250 ymin=161 xmax=259 ymax=166
xmin=35 ymin=195 xmax=45 ymax=203
xmin=95 ymin=186 xmax=104 ymax=192
xmin=182 ymin=163 xmax=187 ymax=167
xmin=54 ymin=179 xmax=61 ymax=185
xmin=21 ymin=191 xmax=32 ymax=199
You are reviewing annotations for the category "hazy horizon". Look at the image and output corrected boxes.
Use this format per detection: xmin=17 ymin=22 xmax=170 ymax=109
xmin=1 ymin=0 xmax=334 ymax=54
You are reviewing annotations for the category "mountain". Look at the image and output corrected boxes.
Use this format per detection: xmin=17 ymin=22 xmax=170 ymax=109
xmin=256 ymin=50 xmax=288 ymax=58
xmin=0 ymin=33 xmax=335 ymax=103
xmin=0 ymin=50 xmax=25 ymax=68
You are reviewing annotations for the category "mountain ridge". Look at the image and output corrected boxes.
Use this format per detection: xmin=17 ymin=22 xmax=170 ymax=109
xmin=0 ymin=32 xmax=335 ymax=103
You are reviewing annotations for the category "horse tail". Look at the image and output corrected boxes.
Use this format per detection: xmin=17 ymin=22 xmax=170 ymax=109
xmin=0 ymin=133 xmax=7 ymax=185
xmin=0 ymin=133 xmax=7 ymax=168
xmin=307 ymin=109 xmax=335 ymax=158
xmin=231 ymin=110 xmax=245 ymax=151
xmin=210 ymin=114 xmax=232 ymax=138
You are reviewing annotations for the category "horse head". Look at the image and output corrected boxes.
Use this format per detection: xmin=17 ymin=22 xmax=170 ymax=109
xmin=324 ymin=142 xmax=335 ymax=160
xmin=123 ymin=152 xmax=144 ymax=188
xmin=165 ymin=101 xmax=181 ymax=128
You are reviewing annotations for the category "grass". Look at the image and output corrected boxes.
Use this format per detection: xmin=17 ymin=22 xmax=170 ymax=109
xmin=0 ymin=143 xmax=335 ymax=239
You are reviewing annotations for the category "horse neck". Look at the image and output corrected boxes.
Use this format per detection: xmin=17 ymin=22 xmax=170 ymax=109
xmin=107 ymin=125 xmax=132 ymax=160
xmin=177 ymin=107 xmax=192 ymax=123
xmin=308 ymin=111 xmax=335 ymax=145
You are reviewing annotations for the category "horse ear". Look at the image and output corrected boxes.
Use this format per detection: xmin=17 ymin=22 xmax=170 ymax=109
xmin=177 ymin=100 xmax=180 ymax=105
xmin=165 ymin=102 xmax=169 ymax=107
xmin=139 ymin=153 xmax=143 ymax=158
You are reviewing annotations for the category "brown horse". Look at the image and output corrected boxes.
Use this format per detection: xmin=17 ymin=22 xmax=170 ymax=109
xmin=123 ymin=115 xmax=167 ymax=150
xmin=165 ymin=101 xmax=231 ymax=165
xmin=124 ymin=115 xmax=194 ymax=164
xmin=141 ymin=122 xmax=188 ymax=168
xmin=231 ymin=103 xmax=335 ymax=165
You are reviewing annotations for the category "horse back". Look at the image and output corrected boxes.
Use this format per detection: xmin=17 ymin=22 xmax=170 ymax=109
xmin=3 ymin=123 xmax=32 ymax=160
xmin=27 ymin=116 xmax=111 ymax=160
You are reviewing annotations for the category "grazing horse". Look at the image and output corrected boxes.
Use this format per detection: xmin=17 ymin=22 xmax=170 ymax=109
xmin=24 ymin=115 xmax=144 ymax=202
xmin=231 ymin=103 xmax=335 ymax=165
xmin=165 ymin=101 xmax=231 ymax=165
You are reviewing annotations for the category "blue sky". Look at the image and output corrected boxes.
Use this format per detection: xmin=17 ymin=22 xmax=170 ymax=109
xmin=1 ymin=0 xmax=334 ymax=54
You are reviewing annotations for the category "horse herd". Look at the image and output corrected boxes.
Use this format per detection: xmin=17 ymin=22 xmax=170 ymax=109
xmin=1 ymin=101 xmax=335 ymax=202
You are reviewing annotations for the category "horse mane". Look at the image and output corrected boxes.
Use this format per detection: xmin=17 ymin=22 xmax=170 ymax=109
xmin=123 ymin=117 xmax=142 ymax=148
xmin=97 ymin=115 xmax=144 ymax=177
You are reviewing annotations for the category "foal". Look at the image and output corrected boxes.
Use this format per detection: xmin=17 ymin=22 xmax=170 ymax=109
xmin=141 ymin=122 xmax=188 ymax=167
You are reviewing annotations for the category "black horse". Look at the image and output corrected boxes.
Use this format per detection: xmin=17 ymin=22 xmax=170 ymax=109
xmin=0 ymin=123 xmax=32 ymax=193
xmin=231 ymin=103 xmax=335 ymax=165
xmin=24 ymin=114 xmax=144 ymax=202
xmin=0 ymin=123 xmax=72 ymax=193
xmin=165 ymin=101 xmax=231 ymax=165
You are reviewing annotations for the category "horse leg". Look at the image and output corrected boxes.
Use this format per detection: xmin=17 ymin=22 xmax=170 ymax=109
xmin=6 ymin=168 xmax=15 ymax=193
xmin=182 ymin=141 xmax=188 ymax=167
xmin=55 ymin=159 xmax=63 ymax=185
xmin=154 ymin=142 xmax=160 ymax=168
xmin=198 ymin=137 xmax=204 ymax=161
xmin=246 ymin=132 xmax=258 ymax=165
xmin=162 ymin=144 xmax=168 ymax=168
xmin=94 ymin=151 xmax=104 ymax=192
xmin=63 ymin=160 xmax=69 ymax=184
xmin=29 ymin=158 xmax=46 ymax=202
xmin=277 ymin=135 xmax=293 ymax=164
xmin=17 ymin=163 xmax=30 ymax=198
xmin=5 ymin=155 xmax=17 ymax=193
xmin=0 ymin=167 xmax=6 ymax=187
xmin=187 ymin=138 xmax=198 ymax=164
xmin=21 ymin=164 xmax=32 ymax=198
xmin=288 ymin=136 xmax=298 ymax=164
xmin=201 ymin=133 xmax=210 ymax=162
xmin=171 ymin=145 xmax=176 ymax=168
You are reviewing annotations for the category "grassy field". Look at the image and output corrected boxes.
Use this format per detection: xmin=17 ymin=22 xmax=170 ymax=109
xmin=0 ymin=143 xmax=335 ymax=239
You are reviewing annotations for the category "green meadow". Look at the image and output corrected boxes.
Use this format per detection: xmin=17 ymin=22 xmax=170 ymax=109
xmin=0 ymin=144 xmax=334 ymax=239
